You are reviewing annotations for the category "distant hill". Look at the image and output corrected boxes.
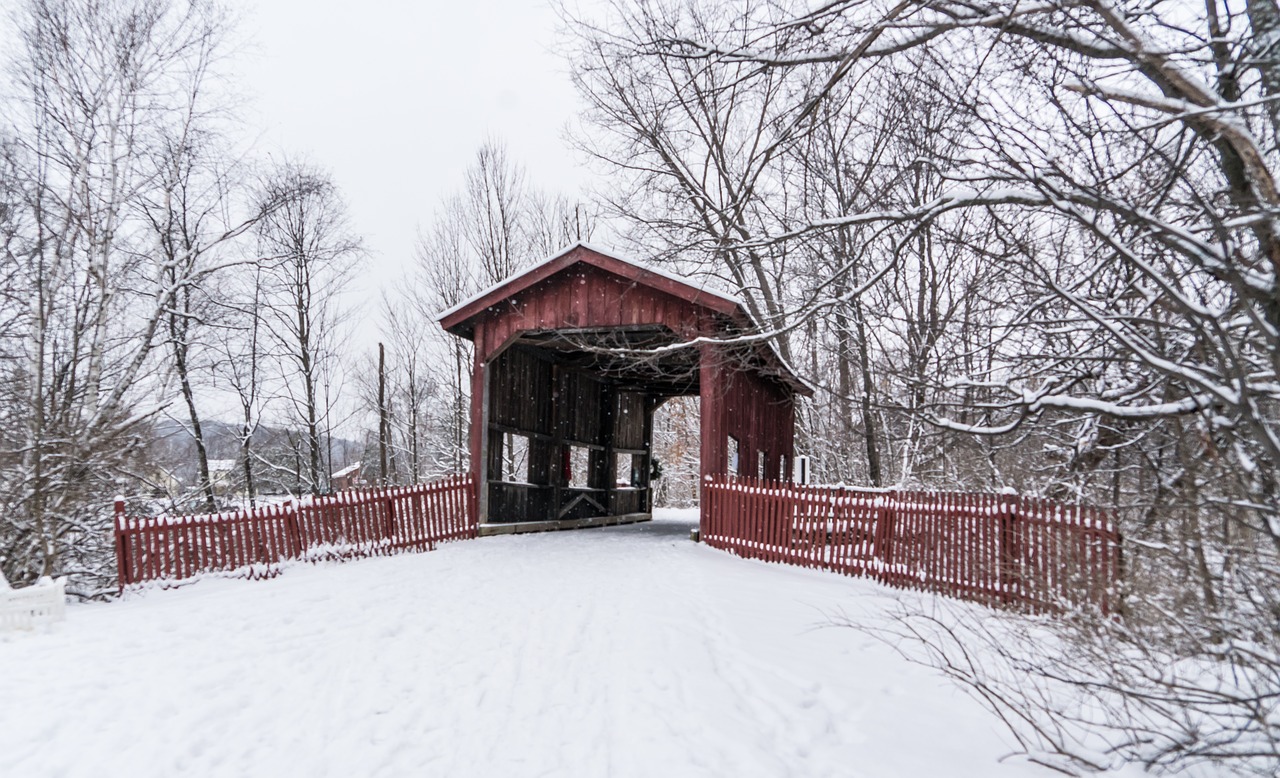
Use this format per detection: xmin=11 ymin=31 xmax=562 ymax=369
xmin=147 ymin=417 xmax=366 ymax=494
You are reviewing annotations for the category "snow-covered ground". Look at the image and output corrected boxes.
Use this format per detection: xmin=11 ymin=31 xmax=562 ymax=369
xmin=2 ymin=510 xmax=1135 ymax=777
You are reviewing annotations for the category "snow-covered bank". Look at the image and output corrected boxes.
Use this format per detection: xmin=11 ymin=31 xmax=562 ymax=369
xmin=1 ymin=509 xmax=1137 ymax=777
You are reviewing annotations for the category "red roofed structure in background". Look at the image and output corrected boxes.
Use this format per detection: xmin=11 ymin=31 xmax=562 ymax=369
xmin=439 ymin=243 xmax=810 ymax=531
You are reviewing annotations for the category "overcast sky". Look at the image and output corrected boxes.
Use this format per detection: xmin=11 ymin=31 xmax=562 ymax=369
xmin=227 ymin=0 xmax=601 ymax=337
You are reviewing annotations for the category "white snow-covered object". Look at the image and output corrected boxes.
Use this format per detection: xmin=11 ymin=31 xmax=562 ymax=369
xmin=0 ymin=573 xmax=66 ymax=631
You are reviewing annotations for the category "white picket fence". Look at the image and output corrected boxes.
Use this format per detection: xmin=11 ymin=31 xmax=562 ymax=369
xmin=0 ymin=572 xmax=66 ymax=631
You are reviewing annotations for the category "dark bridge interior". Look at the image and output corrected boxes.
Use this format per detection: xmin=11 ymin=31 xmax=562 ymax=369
xmin=485 ymin=328 xmax=696 ymax=524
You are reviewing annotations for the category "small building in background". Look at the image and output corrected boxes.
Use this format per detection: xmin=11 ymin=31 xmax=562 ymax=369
xmin=331 ymin=461 xmax=363 ymax=492
xmin=207 ymin=459 xmax=238 ymax=495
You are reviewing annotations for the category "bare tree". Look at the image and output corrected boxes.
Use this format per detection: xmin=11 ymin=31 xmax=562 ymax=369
xmin=564 ymin=0 xmax=1280 ymax=772
xmin=0 ymin=0 xmax=241 ymax=592
xmin=209 ymin=260 xmax=270 ymax=507
xmin=391 ymin=138 xmax=598 ymax=477
xmin=565 ymin=1 xmax=806 ymax=363
xmin=462 ymin=139 xmax=528 ymax=285
xmin=255 ymin=162 xmax=362 ymax=495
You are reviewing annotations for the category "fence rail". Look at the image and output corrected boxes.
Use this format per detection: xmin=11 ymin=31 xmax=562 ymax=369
xmin=114 ymin=474 xmax=476 ymax=591
xmin=701 ymin=478 xmax=1122 ymax=613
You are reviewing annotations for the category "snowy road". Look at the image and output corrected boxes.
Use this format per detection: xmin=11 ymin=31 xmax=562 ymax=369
xmin=3 ymin=510 xmax=1095 ymax=777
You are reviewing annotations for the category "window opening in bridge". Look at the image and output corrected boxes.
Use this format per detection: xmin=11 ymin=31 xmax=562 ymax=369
xmin=568 ymin=445 xmax=591 ymax=489
xmin=758 ymin=450 xmax=766 ymax=480
xmin=615 ymin=453 xmax=643 ymax=488
xmin=502 ymin=433 xmax=530 ymax=483
xmin=728 ymin=435 xmax=740 ymax=476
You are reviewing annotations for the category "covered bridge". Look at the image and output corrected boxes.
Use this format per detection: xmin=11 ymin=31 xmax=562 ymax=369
xmin=438 ymin=243 xmax=810 ymax=531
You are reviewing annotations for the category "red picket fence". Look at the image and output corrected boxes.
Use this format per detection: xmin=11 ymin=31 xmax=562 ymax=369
xmin=113 ymin=474 xmax=476 ymax=591
xmin=701 ymin=478 xmax=1122 ymax=614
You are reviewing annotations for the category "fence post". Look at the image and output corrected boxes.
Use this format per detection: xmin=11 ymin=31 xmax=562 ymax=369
xmin=285 ymin=499 xmax=304 ymax=559
xmin=874 ymin=492 xmax=896 ymax=585
xmin=999 ymin=493 xmax=1020 ymax=607
xmin=113 ymin=496 xmax=128 ymax=593
xmin=385 ymin=491 xmax=397 ymax=544
xmin=700 ymin=475 xmax=710 ymax=543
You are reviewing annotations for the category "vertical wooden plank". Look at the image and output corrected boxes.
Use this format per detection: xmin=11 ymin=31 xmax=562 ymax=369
xmin=755 ymin=480 xmax=766 ymax=562
xmin=150 ymin=519 xmax=162 ymax=584
xmin=238 ymin=511 xmax=252 ymax=574
xmin=355 ymin=491 xmax=370 ymax=552
xmin=821 ymin=487 xmax=834 ymax=572
xmin=406 ymin=486 xmax=421 ymax=548
xmin=952 ymin=494 xmax=964 ymax=598
xmin=925 ymin=493 xmax=937 ymax=594
xmin=945 ymin=494 xmax=956 ymax=598
xmin=448 ymin=477 xmax=460 ymax=541
xmin=450 ymin=475 xmax=462 ymax=540
xmin=184 ymin=517 xmax=196 ymax=581
xmin=439 ymin=479 xmax=450 ymax=541
xmin=703 ymin=479 xmax=714 ymax=547
xmin=1082 ymin=504 xmax=1095 ymax=611
xmin=197 ymin=516 xmax=210 ymax=576
xmin=460 ymin=474 xmax=471 ymax=539
xmin=434 ymin=479 xmax=446 ymax=541
xmin=714 ymin=479 xmax=724 ymax=550
xmin=113 ymin=499 xmax=128 ymax=591
xmin=137 ymin=518 xmax=148 ymax=584
xmin=419 ymin=484 xmax=431 ymax=547
xmin=427 ymin=481 xmax=440 ymax=543
xmin=730 ymin=479 xmax=741 ymax=556
xmin=1016 ymin=497 xmax=1030 ymax=610
xmin=179 ymin=519 xmax=190 ymax=580
xmin=149 ymin=518 xmax=162 ymax=583
xmin=726 ymin=479 xmax=737 ymax=555
xmin=403 ymin=486 xmax=416 ymax=548
xmin=954 ymin=494 xmax=964 ymax=599
xmin=724 ymin=479 xmax=732 ymax=552
xmin=957 ymin=493 xmax=968 ymax=599
xmin=367 ymin=490 xmax=380 ymax=551
xmin=445 ymin=476 xmax=455 ymax=545
xmin=214 ymin=515 xmax=227 ymax=574
xmin=759 ymin=480 xmax=769 ymax=562
xmin=128 ymin=520 xmax=142 ymax=586
xmin=947 ymin=493 xmax=958 ymax=599
xmin=964 ymin=493 xmax=974 ymax=600
xmin=757 ymin=481 xmax=768 ymax=557
xmin=777 ymin=481 xmax=788 ymax=565
xmin=764 ymin=480 xmax=775 ymax=563
xmin=227 ymin=513 xmax=241 ymax=574
xmin=260 ymin=507 xmax=275 ymax=569
xmin=988 ymin=494 xmax=999 ymax=604
xmin=936 ymin=493 xmax=947 ymax=597
xmin=169 ymin=518 xmax=182 ymax=583
xmin=450 ymin=475 xmax=463 ymax=540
